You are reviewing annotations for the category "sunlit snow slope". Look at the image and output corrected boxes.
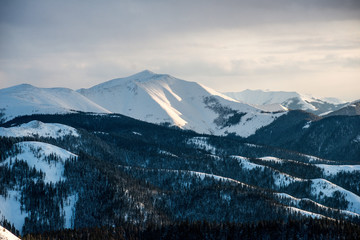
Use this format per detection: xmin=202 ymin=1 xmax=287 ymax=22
xmin=78 ymin=70 xmax=285 ymax=137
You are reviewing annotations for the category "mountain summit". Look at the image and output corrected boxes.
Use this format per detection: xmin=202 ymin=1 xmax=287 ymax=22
xmin=77 ymin=71 xmax=285 ymax=137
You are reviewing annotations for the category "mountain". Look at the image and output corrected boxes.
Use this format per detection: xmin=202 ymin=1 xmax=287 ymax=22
xmin=324 ymin=100 xmax=360 ymax=117
xmin=0 ymin=84 xmax=110 ymax=123
xmin=224 ymin=89 xmax=347 ymax=115
xmin=77 ymin=70 xmax=285 ymax=137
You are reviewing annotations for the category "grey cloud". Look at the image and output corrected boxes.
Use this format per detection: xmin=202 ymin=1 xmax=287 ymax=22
xmin=0 ymin=0 xmax=359 ymax=100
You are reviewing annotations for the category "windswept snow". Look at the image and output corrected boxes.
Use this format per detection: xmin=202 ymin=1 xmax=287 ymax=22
xmin=0 ymin=120 xmax=79 ymax=138
xmin=1 ymin=141 xmax=77 ymax=184
xmin=0 ymin=225 xmax=20 ymax=240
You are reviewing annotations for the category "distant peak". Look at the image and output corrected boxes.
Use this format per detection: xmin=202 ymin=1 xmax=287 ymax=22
xmin=139 ymin=69 xmax=155 ymax=75
xmin=3 ymin=83 xmax=37 ymax=91
xmin=131 ymin=70 xmax=157 ymax=78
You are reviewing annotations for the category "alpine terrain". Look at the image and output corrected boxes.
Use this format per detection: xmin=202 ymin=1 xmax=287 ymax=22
xmin=0 ymin=71 xmax=359 ymax=239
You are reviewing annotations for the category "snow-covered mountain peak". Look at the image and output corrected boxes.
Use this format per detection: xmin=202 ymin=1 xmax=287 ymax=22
xmin=78 ymin=71 xmax=284 ymax=137
xmin=0 ymin=84 xmax=110 ymax=122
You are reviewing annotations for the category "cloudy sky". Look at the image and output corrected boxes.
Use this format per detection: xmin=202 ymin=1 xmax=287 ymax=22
xmin=1 ymin=0 xmax=359 ymax=101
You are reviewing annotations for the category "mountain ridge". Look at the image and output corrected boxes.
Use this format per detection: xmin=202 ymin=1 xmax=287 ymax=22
xmin=224 ymin=89 xmax=348 ymax=115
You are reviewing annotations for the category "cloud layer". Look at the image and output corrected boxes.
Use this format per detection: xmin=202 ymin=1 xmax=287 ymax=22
xmin=1 ymin=0 xmax=359 ymax=100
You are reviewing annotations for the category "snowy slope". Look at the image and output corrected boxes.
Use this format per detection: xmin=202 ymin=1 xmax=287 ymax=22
xmin=78 ymin=70 xmax=285 ymax=137
xmin=316 ymin=164 xmax=360 ymax=176
xmin=276 ymin=193 xmax=360 ymax=219
xmin=0 ymin=84 xmax=110 ymax=122
xmin=224 ymin=89 xmax=347 ymax=115
xmin=1 ymin=141 xmax=77 ymax=184
xmin=311 ymin=179 xmax=360 ymax=214
xmin=0 ymin=120 xmax=79 ymax=138
xmin=231 ymin=155 xmax=302 ymax=188
xmin=0 ymin=141 xmax=77 ymax=232
xmin=0 ymin=225 xmax=20 ymax=240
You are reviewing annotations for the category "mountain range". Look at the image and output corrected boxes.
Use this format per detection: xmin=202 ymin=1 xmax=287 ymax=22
xmin=0 ymin=70 xmax=359 ymax=238
xmin=1 ymin=70 xmax=356 ymax=138
xmin=224 ymin=89 xmax=348 ymax=115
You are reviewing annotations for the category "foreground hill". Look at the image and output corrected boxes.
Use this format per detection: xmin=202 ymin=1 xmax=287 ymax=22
xmin=1 ymin=113 xmax=359 ymax=237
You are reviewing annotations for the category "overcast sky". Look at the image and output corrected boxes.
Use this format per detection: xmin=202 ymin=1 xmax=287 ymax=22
xmin=1 ymin=0 xmax=359 ymax=101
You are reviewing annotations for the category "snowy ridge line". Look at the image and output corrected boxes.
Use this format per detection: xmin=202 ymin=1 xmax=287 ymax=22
xmin=0 ymin=120 xmax=79 ymax=138
xmin=285 ymin=206 xmax=328 ymax=220
xmin=230 ymin=156 xmax=360 ymax=214
xmin=0 ymin=83 xmax=110 ymax=122
xmin=311 ymin=179 xmax=360 ymax=215
xmin=120 ymin=165 xmax=340 ymax=220
xmin=276 ymin=193 xmax=360 ymax=218
xmin=158 ymin=150 xmax=179 ymax=158
xmin=223 ymin=89 xmax=347 ymax=115
xmin=315 ymin=164 xmax=360 ymax=176
xmin=118 ymin=165 xmax=254 ymax=189
xmin=231 ymin=156 xmax=304 ymax=187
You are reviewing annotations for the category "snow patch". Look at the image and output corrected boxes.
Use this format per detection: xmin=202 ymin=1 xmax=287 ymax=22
xmin=302 ymin=121 xmax=311 ymax=129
